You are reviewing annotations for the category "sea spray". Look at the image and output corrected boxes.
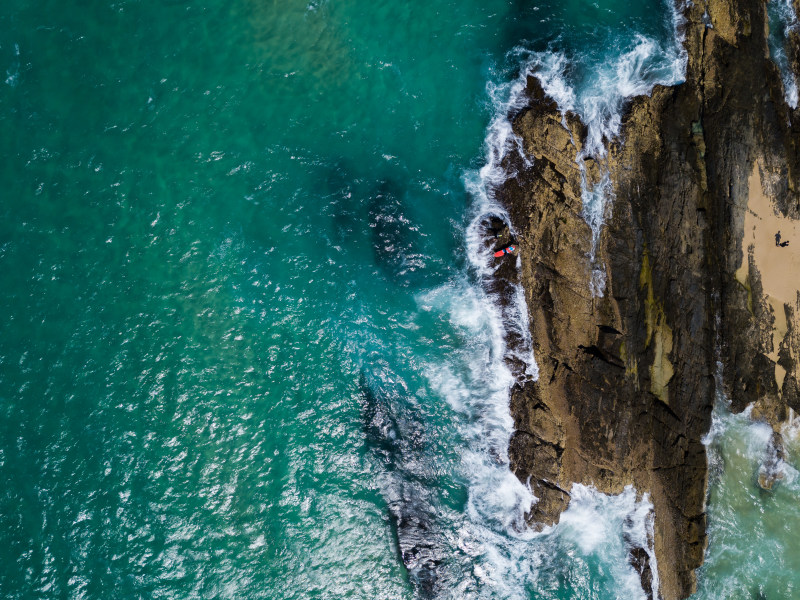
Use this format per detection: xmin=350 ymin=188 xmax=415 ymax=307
xmin=418 ymin=279 xmax=534 ymax=537
xmin=559 ymin=485 xmax=658 ymax=600
xmin=455 ymin=41 xmax=548 ymax=527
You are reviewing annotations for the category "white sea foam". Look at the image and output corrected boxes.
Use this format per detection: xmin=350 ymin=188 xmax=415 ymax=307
xmin=560 ymin=485 xmax=657 ymax=600
xmin=768 ymin=0 xmax=800 ymax=109
xmin=411 ymin=32 xmax=673 ymax=597
xmin=462 ymin=50 xmax=540 ymax=379
xmin=517 ymin=5 xmax=688 ymax=296
xmin=418 ymin=287 xmax=658 ymax=598
xmin=530 ymin=33 xmax=686 ymax=161
xmin=624 ymin=490 xmax=661 ymax=597
xmin=418 ymin=281 xmax=534 ymax=534
xmin=420 ymin=45 xmax=543 ymax=547
xmin=782 ymin=407 xmax=800 ymax=441
xmin=416 ymin=53 xmax=544 ymax=597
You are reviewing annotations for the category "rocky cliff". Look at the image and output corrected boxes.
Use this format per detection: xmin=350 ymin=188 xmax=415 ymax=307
xmin=496 ymin=0 xmax=800 ymax=598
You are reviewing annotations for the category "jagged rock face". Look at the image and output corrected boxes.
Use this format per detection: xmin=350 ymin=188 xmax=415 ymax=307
xmin=503 ymin=73 xmax=713 ymax=600
xmin=500 ymin=0 xmax=800 ymax=599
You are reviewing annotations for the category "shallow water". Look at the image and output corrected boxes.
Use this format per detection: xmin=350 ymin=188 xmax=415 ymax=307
xmin=0 ymin=1 xmax=796 ymax=599
xmin=693 ymin=403 xmax=800 ymax=600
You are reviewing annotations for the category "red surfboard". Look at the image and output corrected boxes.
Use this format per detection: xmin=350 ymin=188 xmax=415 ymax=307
xmin=493 ymin=245 xmax=515 ymax=257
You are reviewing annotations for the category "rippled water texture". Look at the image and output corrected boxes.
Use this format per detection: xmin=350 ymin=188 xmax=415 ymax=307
xmin=1 ymin=1 xmax=795 ymax=599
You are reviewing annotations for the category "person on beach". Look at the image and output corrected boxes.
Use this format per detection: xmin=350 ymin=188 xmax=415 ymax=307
xmin=776 ymin=231 xmax=782 ymax=246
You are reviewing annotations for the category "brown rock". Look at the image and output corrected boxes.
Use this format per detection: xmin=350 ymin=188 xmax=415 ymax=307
xmin=496 ymin=0 xmax=800 ymax=598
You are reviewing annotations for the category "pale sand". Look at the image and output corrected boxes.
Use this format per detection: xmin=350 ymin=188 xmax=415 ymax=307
xmin=736 ymin=163 xmax=800 ymax=389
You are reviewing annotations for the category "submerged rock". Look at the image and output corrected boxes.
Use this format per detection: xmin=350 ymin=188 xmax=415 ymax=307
xmin=359 ymin=372 xmax=443 ymax=598
xmin=499 ymin=0 xmax=800 ymax=598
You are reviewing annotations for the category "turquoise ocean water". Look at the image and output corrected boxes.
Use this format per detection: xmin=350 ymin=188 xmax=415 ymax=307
xmin=1 ymin=1 xmax=798 ymax=598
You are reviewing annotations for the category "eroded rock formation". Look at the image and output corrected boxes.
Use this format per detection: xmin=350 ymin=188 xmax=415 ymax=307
xmin=498 ymin=0 xmax=800 ymax=598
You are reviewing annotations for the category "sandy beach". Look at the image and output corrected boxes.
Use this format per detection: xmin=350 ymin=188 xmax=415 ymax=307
xmin=736 ymin=162 xmax=800 ymax=385
xmin=739 ymin=164 xmax=800 ymax=302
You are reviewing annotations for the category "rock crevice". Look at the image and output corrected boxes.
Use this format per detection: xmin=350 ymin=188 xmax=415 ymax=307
xmin=499 ymin=1 xmax=800 ymax=598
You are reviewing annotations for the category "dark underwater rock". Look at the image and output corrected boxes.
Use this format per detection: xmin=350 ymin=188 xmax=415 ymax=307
xmin=359 ymin=372 xmax=442 ymax=598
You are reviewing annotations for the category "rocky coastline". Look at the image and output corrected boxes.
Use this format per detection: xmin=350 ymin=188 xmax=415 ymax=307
xmin=495 ymin=0 xmax=800 ymax=598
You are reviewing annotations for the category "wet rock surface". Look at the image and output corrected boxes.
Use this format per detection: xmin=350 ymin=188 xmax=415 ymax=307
xmin=625 ymin=511 xmax=656 ymax=600
xmin=758 ymin=430 xmax=787 ymax=490
xmin=499 ymin=0 xmax=800 ymax=598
